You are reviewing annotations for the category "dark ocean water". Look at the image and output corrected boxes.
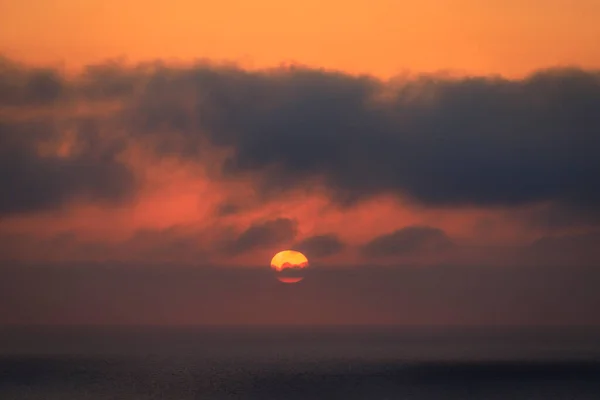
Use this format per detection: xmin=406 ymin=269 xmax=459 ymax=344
xmin=1 ymin=326 xmax=600 ymax=399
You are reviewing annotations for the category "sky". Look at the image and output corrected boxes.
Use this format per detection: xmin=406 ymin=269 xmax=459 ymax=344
xmin=1 ymin=0 xmax=600 ymax=326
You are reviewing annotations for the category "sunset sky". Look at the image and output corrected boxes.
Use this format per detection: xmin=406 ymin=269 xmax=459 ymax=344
xmin=1 ymin=0 xmax=600 ymax=325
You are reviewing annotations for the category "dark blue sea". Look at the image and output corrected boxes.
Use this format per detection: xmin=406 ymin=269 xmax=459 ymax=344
xmin=1 ymin=326 xmax=600 ymax=399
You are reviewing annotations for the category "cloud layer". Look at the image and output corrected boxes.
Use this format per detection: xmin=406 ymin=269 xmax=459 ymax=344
xmin=361 ymin=226 xmax=454 ymax=258
xmin=2 ymin=57 xmax=600 ymax=272
xmin=185 ymin=67 xmax=600 ymax=212
xmin=0 ymin=118 xmax=134 ymax=216
xmin=295 ymin=234 xmax=345 ymax=259
xmin=2 ymin=58 xmax=600 ymax=217
xmin=224 ymin=218 xmax=298 ymax=255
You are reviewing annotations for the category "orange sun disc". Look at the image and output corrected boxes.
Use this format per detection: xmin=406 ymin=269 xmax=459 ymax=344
xmin=270 ymin=250 xmax=309 ymax=283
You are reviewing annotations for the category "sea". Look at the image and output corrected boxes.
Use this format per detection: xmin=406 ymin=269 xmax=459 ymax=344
xmin=1 ymin=326 xmax=600 ymax=399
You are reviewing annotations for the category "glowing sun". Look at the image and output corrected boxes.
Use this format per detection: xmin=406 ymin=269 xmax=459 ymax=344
xmin=270 ymin=250 xmax=309 ymax=283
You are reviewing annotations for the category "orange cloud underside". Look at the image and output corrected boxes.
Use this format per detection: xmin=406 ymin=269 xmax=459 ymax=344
xmin=0 ymin=149 xmax=538 ymax=266
xmin=1 ymin=0 xmax=600 ymax=78
xmin=0 ymin=107 xmax=543 ymax=265
xmin=0 ymin=120 xmax=541 ymax=265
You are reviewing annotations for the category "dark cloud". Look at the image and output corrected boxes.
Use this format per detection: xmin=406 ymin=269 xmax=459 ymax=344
xmin=0 ymin=56 xmax=143 ymax=106
xmin=78 ymin=60 xmax=145 ymax=101
xmin=0 ymin=57 xmax=65 ymax=106
xmin=0 ymin=118 xmax=135 ymax=216
xmin=361 ymin=226 xmax=454 ymax=258
xmin=3 ymin=56 xmax=600 ymax=224
xmin=225 ymin=218 xmax=298 ymax=255
xmin=295 ymin=234 xmax=345 ymax=258
xmin=171 ymin=66 xmax=600 ymax=214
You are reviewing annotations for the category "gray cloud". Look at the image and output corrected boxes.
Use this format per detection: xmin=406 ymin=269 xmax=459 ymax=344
xmin=361 ymin=226 xmax=455 ymax=258
xmin=3 ymin=56 xmax=600 ymax=225
xmin=0 ymin=57 xmax=65 ymax=106
xmin=0 ymin=56 xmax=143 ymax=106
xmin=295 ymin=234 xmax=345 ymax=258
xmin=0 ymin=118 xmax=135 ymax=216
xmin=126 ymin=65 xmax=600 ymax=215
xmin=225 ymin=218 xmax=298 ymax=255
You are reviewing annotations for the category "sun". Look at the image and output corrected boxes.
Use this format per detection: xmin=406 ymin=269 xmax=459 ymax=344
xmin=270 ymin=250 xmax=309 ymax=283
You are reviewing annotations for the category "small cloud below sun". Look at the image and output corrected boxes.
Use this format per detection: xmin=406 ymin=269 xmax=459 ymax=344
xmin=270 ymin=250 xmax=309 ymax=283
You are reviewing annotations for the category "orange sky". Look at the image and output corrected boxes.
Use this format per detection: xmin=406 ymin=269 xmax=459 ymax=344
xmin=3 ymin=1 xmax=600 ymax=329
xmin=2 ymin=0 xmax=600 ymax=77
xmin=1 ymin=0 xmax=599 ymax=268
